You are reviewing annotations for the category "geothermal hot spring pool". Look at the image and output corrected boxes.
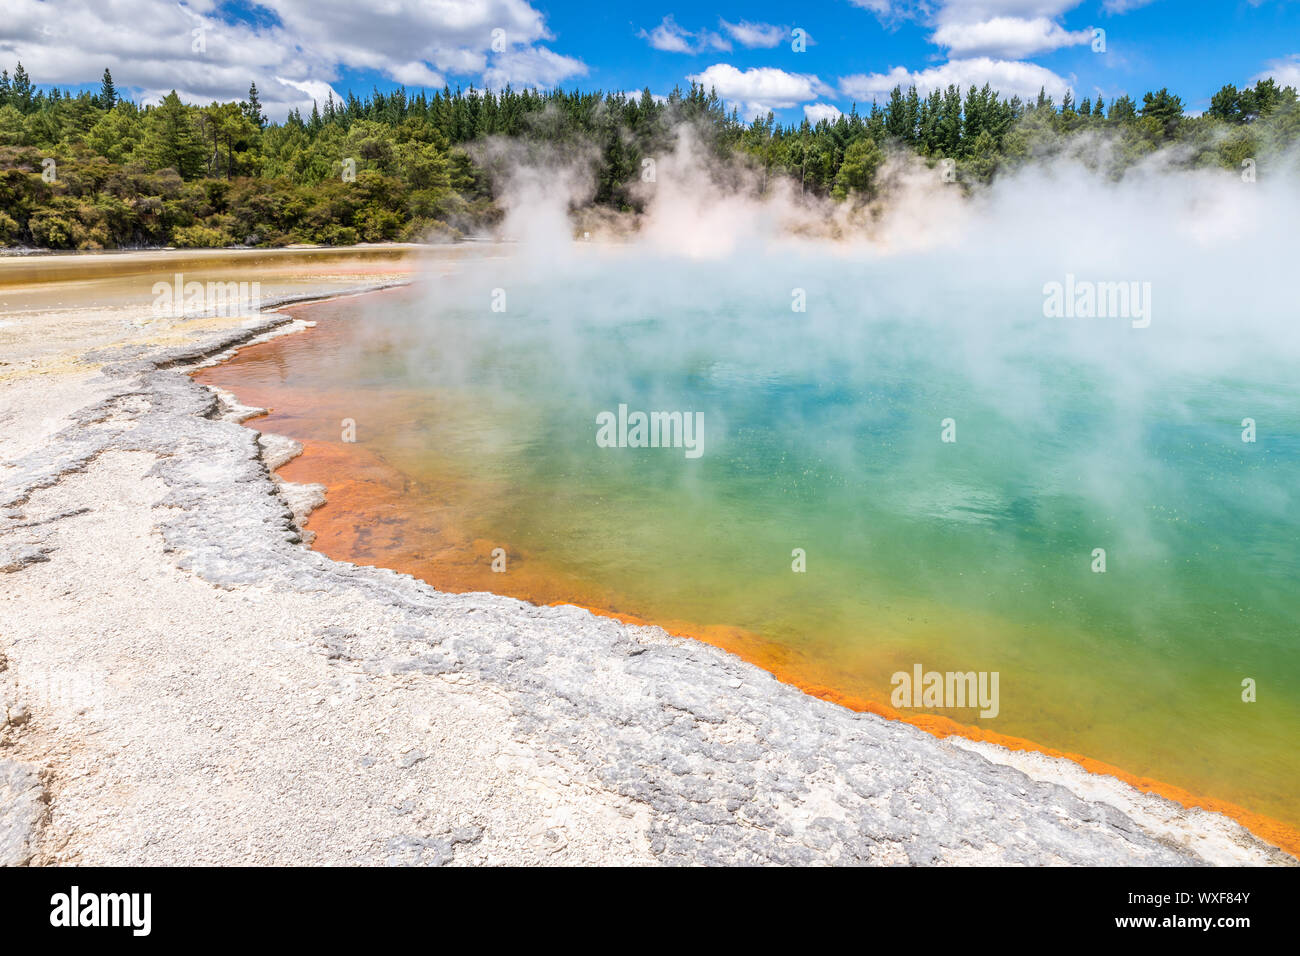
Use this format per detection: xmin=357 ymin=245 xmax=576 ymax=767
xmin=198 ymin=237 xmax=1300 ymax=845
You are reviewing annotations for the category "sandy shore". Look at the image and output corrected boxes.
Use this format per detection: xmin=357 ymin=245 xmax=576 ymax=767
xmin=0 ymin=247 xmax=1292 ymax=866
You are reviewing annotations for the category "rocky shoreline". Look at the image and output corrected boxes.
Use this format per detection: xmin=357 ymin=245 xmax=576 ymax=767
xmin=1 ymin=262 xmax=1293 ymax=865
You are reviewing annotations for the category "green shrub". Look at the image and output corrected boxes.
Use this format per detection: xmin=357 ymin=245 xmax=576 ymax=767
xmin=171 ymin=223 xmax=233 ymax=248
xmin=355 ymin=207 xmax=402 ymax=242
xmin=318 ymin=224 xmax=358 ymax=246
xmin=28 ymin=211 xmax=84 ymax=249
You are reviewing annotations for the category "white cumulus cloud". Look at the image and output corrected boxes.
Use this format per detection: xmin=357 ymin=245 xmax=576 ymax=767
xmin=689 ymin=63 xmax=833 ymax=116
xmin=639 ymin=16 xmax=731 ymax=54
xmin=1102 ymin=0 xmax=1160 ymax=12
xmin=931 ymin=16 xmax=1092 ymax=58
xmin=719 ymin=20 xmax=786 ymax=49
xmin=1251 ymin=54 xmax=1300 ymax=89
xmin=483 ymin=47 xmax=587 ymax=90
xmin=803 ymin=102 xmax=844 ymax=123
xmin=0 ymin=0 xmax=585 ymax=119
xmin=840 ymin=57 xmax=1074 ymax=103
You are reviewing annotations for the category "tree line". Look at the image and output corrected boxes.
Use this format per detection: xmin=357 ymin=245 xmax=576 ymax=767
xmin=0 ymin=62 xmax=1296 ymax=250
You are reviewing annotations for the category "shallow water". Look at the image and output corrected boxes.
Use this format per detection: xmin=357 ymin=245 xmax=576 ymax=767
xmin=198 ymin=250 xmax=1300 ymax=835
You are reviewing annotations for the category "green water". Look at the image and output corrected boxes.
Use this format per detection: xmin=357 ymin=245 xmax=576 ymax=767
xmin=221 ymin=250 xmax=1300 ymax=827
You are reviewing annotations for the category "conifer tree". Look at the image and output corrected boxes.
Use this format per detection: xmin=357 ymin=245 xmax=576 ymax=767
xmin=244 ymin=82 xmax=266 ymax=129
xmin=99 ymin=68 xmax=117 ymax=110
xmin=11 ymin=62 xmax=34 ymax=112
xmin=135 ymin=90 xmax=207 ymax=178
xmin=1110 ymin=95 xmax=1137 ymax=121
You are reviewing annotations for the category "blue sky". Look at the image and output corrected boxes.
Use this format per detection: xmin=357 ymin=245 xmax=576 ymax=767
xmin=4 ymin=1 xmax=1299 ymax=121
